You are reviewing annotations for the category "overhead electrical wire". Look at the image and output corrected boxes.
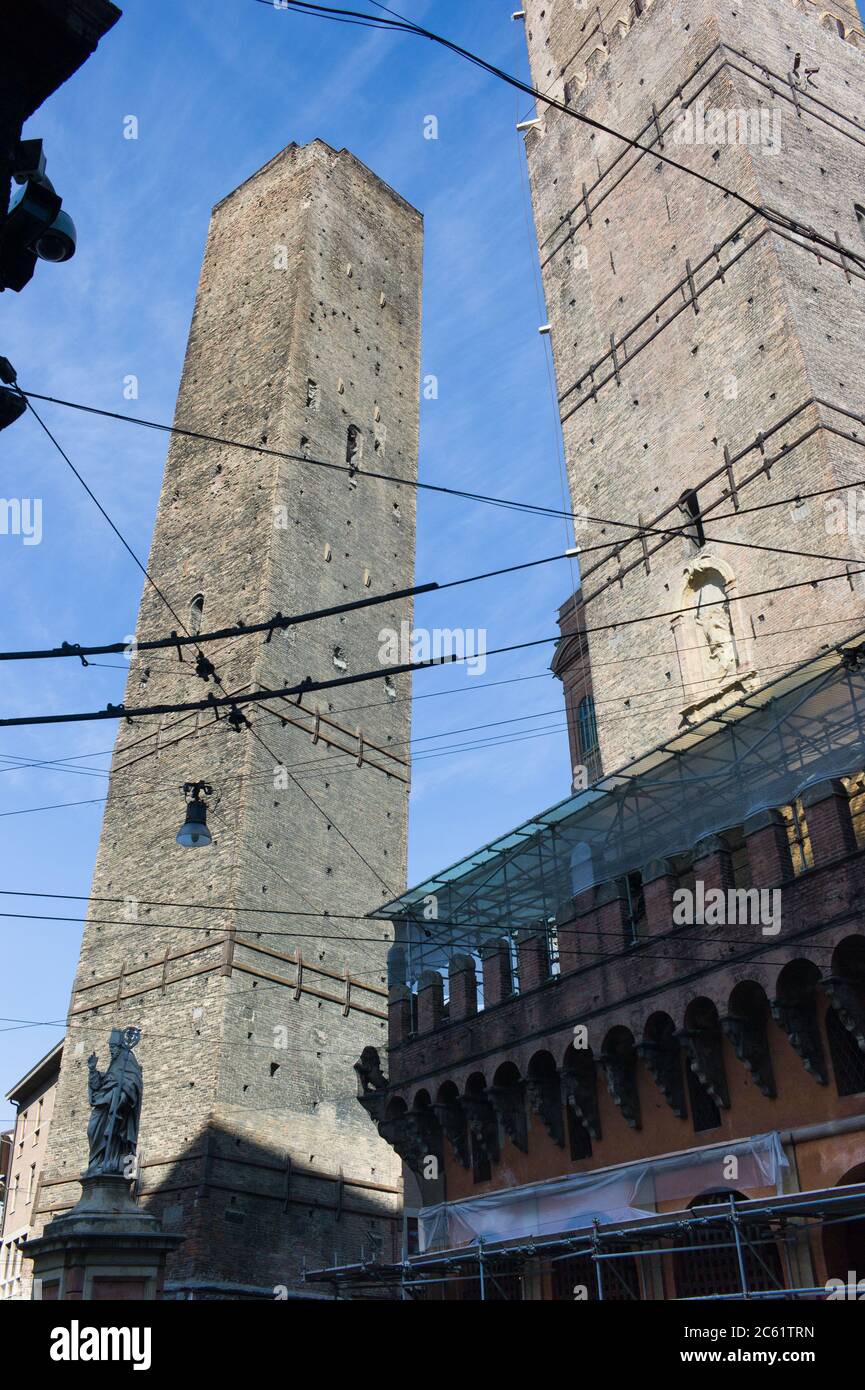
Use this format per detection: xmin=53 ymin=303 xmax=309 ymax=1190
xmin=19 ymin=387 xmax=865 ymax=555
xmin=2 ymin=565 xmax=863 ymax=729
xmin=8 ymin=4 xmax=859 ymax=1044
xmin=0 ymin=871 xmax=852 ymax=1008
xmin=3 ymin=482 xmax=865 ymax=665
xmin=2 ymin=609 xmax=860 ymax=794
xmin=0 ymin=578 xmax=437 ymax=664
xmin=0 ymin=1014 xmax=386 ymax=1059
xmin=0 ymin=902 xmax=848 ymax=978
xmin=0 ymin=640 xmax=854 ymax=819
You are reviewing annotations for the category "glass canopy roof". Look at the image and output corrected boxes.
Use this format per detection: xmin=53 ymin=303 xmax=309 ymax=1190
xmin=373 ymin=632 xmax=865 ymax=985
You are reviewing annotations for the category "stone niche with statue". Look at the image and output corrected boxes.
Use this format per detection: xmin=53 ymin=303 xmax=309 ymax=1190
xmin=22 ymin=1029 xmax=184 ymax=1301
xmin=672 ymin=554 xmax=758 ymax=727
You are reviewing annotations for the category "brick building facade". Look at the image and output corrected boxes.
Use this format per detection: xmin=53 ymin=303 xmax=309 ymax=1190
xmin=1 ymin=1043 xmax=63 ymax=1301
xmin=343 ymin=632 xmax=865 ymax=1301
xmin=325 ymin=0 xmax=865 ymax=1301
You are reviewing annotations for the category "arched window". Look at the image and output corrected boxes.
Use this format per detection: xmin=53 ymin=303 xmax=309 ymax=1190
xmin=189 ymin=593 xmax=205 ymax=636
xmin=827 ymin=1008 xmax=865 ymax=1096
xmin=673 ymin=1192 xmax=785 ymax=1298
xmin=577 ymin=695 xmax=600 ymax=779
xmin=569 ymin=841 xmax=593 ymax=896
xmin=823 ymin=1161 xmax=865 ymax=1285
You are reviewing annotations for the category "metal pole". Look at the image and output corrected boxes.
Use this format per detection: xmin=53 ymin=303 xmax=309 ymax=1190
xmin=729 ymin=1197 xmax=751 ymax=1300
xmin=478 ymin=1239 xmax=486 ymax=1301
xmin=593 ymin=1221 xmax=605 ymax=1300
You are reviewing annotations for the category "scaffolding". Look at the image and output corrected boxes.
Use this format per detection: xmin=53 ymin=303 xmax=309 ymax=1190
xmin=304 ymin=1181 xmax=865 ymax=1301
xmin=373 ymin=634 xmax=865 ymax=987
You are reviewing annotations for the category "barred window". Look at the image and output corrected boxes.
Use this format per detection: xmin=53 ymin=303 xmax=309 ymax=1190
xmin=551 ymin=1250 xmax=640 ymax=1300
xmin=827 ymin=1007 xmax=865 ymax=1097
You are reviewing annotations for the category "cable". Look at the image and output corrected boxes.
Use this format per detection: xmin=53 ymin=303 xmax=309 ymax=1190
xmin=0 ymin=578 xmax=437 ymax=664
xmin=18 ymin=384 xmax=395 ymax=917
xmin=2 ymin=565 xmax=863 ymax=729
xmin=20 ymin=386 xmax=585 ymax=524
xmin=0 ymin=905 xmax=847 ymax=970
xmin=2 ymin=615 xmax=861 ymax=824
xmin=6 ymin=505 xmax=864 ymax=669
xmin=0 ymin=909 xmax=391 ymax=948
xmin=11 ymin=387 xmax=865 ymax=668
xmin=9 ymin=407 xmax=392 ymax=970
xmin=0 ymin=1015 xmax=383 ymax=1058
xmin=20 ymin=387 xmax=865 ymax=556
xmin=255 ymin=1 xmax=865 ymax=275
xmin=18 ymin=393 xmax=197 ymax=644
xmin=3 ymin=608 xmax=858 ymax=790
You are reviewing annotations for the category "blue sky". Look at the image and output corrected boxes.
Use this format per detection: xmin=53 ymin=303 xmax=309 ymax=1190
xmin=0 ymin=0 xmax=582 ymax=1114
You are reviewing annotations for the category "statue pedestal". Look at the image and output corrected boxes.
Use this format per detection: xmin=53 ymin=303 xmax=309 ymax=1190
xmin=23 ymin=1174 xmax=184 ymax=1301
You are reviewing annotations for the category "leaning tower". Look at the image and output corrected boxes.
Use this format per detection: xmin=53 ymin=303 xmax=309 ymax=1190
xmin=35 ymin=141 xmax=422 ymax=1297
xmin=520 ymin=0 xmax=865 ymax=771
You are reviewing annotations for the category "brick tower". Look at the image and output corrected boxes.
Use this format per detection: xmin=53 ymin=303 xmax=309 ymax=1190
xmin=521 ymin=0 xmax=865 ymax=772
xmin=34 ymin=141 xmax=423 ymax=1297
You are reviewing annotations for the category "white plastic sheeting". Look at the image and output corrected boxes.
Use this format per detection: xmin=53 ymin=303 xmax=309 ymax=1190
xmin=418 ymin=1132 xmax=788 ymax=1252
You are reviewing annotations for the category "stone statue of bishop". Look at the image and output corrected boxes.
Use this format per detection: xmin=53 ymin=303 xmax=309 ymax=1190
xmin=84 ymin=1027 xmax=143 ymax=1178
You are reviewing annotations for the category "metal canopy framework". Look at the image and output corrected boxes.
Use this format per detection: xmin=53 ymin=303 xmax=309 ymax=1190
xmin=374 ymin=634 xmax=865 ymax=986
xmin=304 ymin=1182 xmax=865 ymax=1301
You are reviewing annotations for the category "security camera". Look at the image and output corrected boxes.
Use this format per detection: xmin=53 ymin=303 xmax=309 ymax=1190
xmin=32 ymin=208 xmax=76 ymax=263
xmin=0 ymin=140 xmax=77 ymax=292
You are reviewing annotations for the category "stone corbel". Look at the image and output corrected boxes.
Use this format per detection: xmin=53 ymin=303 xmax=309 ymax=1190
xmin=460 ymin=1092 xmax=500 ymax=1166
xmin=560 ymin=1064 xmax=601 ymax=1142
xmin=599 ymin=1049 xmax=641 ymax=1129
xmin=378 ymin=1110 xmax=442 ymax=1178
xmin=353 ymin=1047 xmax=389 ymax=1124
xmin=637 ymin=1037 xmax=687 ymax=1117
xmin=721 ymin=1012 xmax=777 ymax=1099
xmin=488 ymin=1082 xmax=528 ymax=1153
xmin=823 ymin=976 xmax=865 ymax=1052
xmin=771 ymin=997 xmax=828 ymax=1085
xmin=677 ymin=1027 xmax=730 ymax=1110
xmin=526 ymin=1076 xmax=565 ymax=1148
xmin=433 ymin=1098 xmax=470 ymax=1169
xmin=356 ymin=1089 xmax=388 ymax=1125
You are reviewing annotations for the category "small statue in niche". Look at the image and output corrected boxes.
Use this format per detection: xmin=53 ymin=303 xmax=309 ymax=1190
xmin=685 ymin=561 xmax=739 ymax=687
xmin=84 ymin=1027 xmax=143 ymax=1177
xmin=695 ymin=603 xmax=738 ymax=682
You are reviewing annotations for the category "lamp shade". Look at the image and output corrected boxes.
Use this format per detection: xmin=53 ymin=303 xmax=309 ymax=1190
xmin=176 ymin=799 xmax=212 ymax=848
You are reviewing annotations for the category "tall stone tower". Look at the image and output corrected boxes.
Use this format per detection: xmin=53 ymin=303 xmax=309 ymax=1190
xmin=521 ymin=0 xmax=865 ymax=773
xmin=35 ymin=141 xmax=422 ymax=1297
